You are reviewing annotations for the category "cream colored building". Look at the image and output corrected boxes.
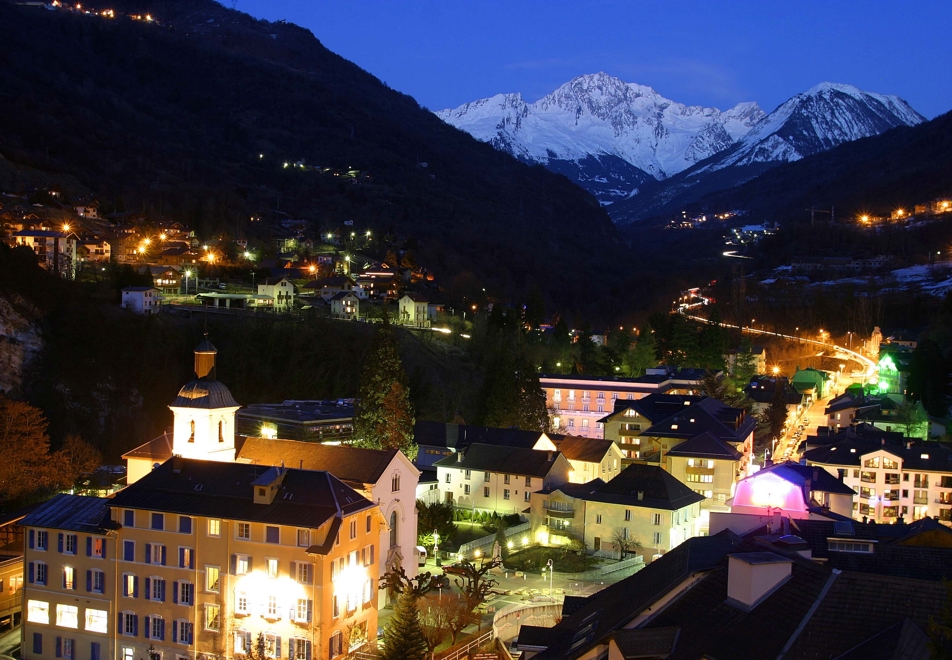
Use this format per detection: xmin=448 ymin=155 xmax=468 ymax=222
xmin=532 ymin=435 xmax=624 ymax=484
xmin=665 ymin=432 xmax=743 ymax=532
xmin=529 ymin=464 xmax=703 ymax=560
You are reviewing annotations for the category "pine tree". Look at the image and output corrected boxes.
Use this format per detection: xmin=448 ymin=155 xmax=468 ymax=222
xmin=382 ymin=590 xmax=428 ymax=660
xmin=353 ymin=319 xmax=417 ymax=458
xmin=767 ymin=381 xmax=789 ymax=440
xmin=624 ymin=330 xmax=657 ymax=377
xmin=478 ymin=350 xmax=549 ymax=432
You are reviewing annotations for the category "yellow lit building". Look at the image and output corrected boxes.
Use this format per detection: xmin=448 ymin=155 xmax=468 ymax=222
xmin=22 ymin=460 xmax=386 ymax=660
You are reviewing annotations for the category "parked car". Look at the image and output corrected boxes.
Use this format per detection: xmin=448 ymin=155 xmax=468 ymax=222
xmin=442 ymin=563 xmax=468 ymax=576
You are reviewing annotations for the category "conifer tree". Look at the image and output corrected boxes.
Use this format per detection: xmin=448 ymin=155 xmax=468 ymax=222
xmin=381 ymin=590 xmax=428 ymax=660
xmin=478 ymin=350 xmax=549 ymax=432
xmin=353 ymin=319 xmax=417 ymax=459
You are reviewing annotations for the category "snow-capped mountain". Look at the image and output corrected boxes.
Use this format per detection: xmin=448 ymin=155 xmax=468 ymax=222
xmin=438 ymin=74 xmax=924 ymax=214
xmin=607 ymin=82 xmax=926 ymax=224
xmin=437 ymin=72 xmax=766 ymax=204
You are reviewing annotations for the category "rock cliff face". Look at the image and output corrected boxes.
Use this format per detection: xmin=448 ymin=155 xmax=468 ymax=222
xmin=0 ymin=293 xmax=43 ymax=396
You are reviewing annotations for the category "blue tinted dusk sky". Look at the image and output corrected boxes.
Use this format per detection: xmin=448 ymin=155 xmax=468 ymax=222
xmin=239 ymin=0 xmax=952 ymax=118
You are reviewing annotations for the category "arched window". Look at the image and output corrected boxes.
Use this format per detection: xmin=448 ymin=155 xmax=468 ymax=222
xmin=218 ymin=420 xmax=224 ymax=443
xmin=188 ymin=420 xmax=195 ymax=443
xmin=389 ymin=511 xmax=397 ymax=549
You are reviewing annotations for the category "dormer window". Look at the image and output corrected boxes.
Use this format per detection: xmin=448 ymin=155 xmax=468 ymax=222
xmin=188 ymin=420 xmax=195 ymax=443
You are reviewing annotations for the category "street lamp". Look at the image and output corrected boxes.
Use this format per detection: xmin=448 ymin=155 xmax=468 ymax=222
xmin=546 ymin=559 xmax=554 ymax=597
xmin=433 ymin=530 xmax=441 ymax=567
xmin=184 ymin=269 xmax=192 ymax=296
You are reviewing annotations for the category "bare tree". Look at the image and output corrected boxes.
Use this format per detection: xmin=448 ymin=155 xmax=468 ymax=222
xmin=452 ymin=557 xmax=501 ymax=609
xmin=610 ymin=528 xmax=635 ymax=559
xmin=380 ymin=563 xmax=445 ymax=599
xmin=418 ymin=592 xmax=451 ymax=654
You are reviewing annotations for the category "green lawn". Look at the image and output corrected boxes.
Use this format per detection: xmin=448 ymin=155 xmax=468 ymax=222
xmin=444 ymin=521 xmax=490 ymax=551
xmin=503 ymin=546 xmax=600 ymax=573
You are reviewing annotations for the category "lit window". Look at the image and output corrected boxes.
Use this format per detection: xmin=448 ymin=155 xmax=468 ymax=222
xmin=267 ymin=595 xmax=279 ymax=619
xmin=91 ymin=538 xmax=105 ymax=558
xmin=28 ymin=600 xmax=49 ymax=624
xmin=206 ymin=566 xmax=220 ymax=592
xmin=57 ymin=604 xmax=79 ymax=629
xmin=205 ymin=604 xmax=220 ymax=631
xmin=297 ymin=529 xmax=310 ymax=547
xmin=208 ymin=520 xmax=221 ymax=537
xmin=123 ymin=574 xmax=136 ymax=598
xmin=267 ymin=558 xmax=278 ymax=578
xmin=235 ymin=555 xmax=250 ymax=575
xmin=63 ymin=566 xmax=75 ymax=590
xmin=85 ymin=608 xmax=108 ymax=633
xmin=235 ymin=592 xmax=249 ymax=615
xmin=237 ymin=523 xmax=250 ymax=539
xmin=296 ymin=562 xmax=311 ymax=584
xmin=295 ymin=598 xmax=310 ymax=622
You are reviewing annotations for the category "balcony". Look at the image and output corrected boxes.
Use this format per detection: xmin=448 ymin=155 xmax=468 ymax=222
xmin=915 ymin=481 xmax=930 ymax=489
xmin=543 ymin=506 xmax=574 ymax=518
xmin=914 ymin=496 xmax=929 ymax=505
xmin=546 ymin=523 xmax=573 ymax=535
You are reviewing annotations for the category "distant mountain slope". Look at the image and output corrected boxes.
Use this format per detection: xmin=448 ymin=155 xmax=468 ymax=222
xmin=0 ymin=0 xmax=623 ymax=313
xmin=609 ymin=83 xmax=925 ymax=224
xmin=437 ymin=72 xmax=766 ymax=205
xmin=626 ymin=107 xmax=952 ymax=234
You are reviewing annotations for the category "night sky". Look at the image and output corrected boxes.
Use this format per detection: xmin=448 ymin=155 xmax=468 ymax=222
xmin=238 ymin=0 xmax=952 ymax=120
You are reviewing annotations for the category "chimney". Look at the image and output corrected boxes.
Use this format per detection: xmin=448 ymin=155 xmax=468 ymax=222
xmin=637 ymin=491 xmax=644 ymax=501
xmin=252 ymin=466 xmax=287 ymax=505
xmin=548 ymin=451 xmax=554 ymax=461
xmin=727 ymin=553 xmax=792 ymax=610
xmin=456 ymin=451 xmax=463 ymax=463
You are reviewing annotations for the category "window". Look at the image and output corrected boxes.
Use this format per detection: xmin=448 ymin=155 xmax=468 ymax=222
xmin=329 ymin=631 xmax=343 ymax=658
xmin=524 ymin=492 xmax=531 ymax=502
xmin=63 ymin=565 xmax=76 ymax=590
xmin=624 ymin=510 xmax=631 ymax=522
xmin=149 ymin=616 xmax=164 ymax=640
xmin=296 ymin=562 xmax=312 ymax=584
xmin=123 ymin=541 xmax=135 ymax=562
xmin=483 ymin=487 xmax=490 ymax=497
xmin=151 ymin=513 xmax=165 ymax=531
xmin=366 ymin=515 xmax=372 ymax=533
xmin=189 ymin=420 xmax=195 ymax=443
xmin=686 ymin=474 xmax=714 ymax=483
xmin=266 ymin=595 xmax=279 ymax=619
xmin=596 ymin=514 xmax=602 ymax=524
xmin=235 ymin=554 xmax=250 ymax=575
xmin=389 ymin=511 xmax=398 ymax=548
xmin=90 ymin=569 xmax=105 ymax=593
xmin=178 ymin=547 xmax=193 ymax=569
xmin=652 ymin=532 xmax=662 ymax=545
xmin=391 ymin=473 xmax=401 ymax=492
xmin=85 ymin=608 xmax=108 ymax=633
xmin=653 ymin=513 xmax=662 ymax=525
xmin=150 ymin=577 xmax=166 ymax=601
xmin=36 ymin=530 xmax=49 ymax=550
xmin=297 ymin=529 xmax=310 ymax=547
xmin=266 ymin=526 xmax=279 ymax=544
xmin=568 ymin=419 xmax=575 ymax=428
xmin=295 ymin=598 xmax=311 ymax=622
xmin=60 ymin=638 xmax=74 ymax=659
xmin=235 ymin=592 xmax=249 ymax=615
xmin=504 ymin=475 xmax=511 ymax=485
xmin=464 ymin=485 xmax=471 ymax=495
xmin=525 ymin=476 xmax=532 ymax=487
xmin=265 ymin=633 xmax=281 ymax=658
xmin=178 ymin=581 xmax=194 ymax=606
xmin=236 ymin=522 xmax=251 ymax=539
xmin=146 ymin=543 xmax=165 ymax=565
xmin=206 ymin=566 xmax=220 ymax=592
xmin=90 ymin=537 xmax=105 ymax=558
xmin=28 ymin=600 xmax=49 ymax=624
xmin=208 ymin=519 xmax=221 ymax=537
xmin=175 ymin=620 xmax=194 ymax=645
xmin=504 ymin=489 xmax=510 ymax=500
xmin=267 ymin=558 xmax=279 ymax=578
xmin=122 ymin=647 xmax=134 ymax=660
xmin=863 ymin=457 xmax=880 ymax=468
xmin=484 ymin=472 xmax=491 ymax=482
xmin=350 ymin=520 xmax=357 ymax=540
xmin=291 ymin=638 xmax=311 ymax=660
xmin=205 ymin=604 xmax=220 ymax=631
xmin=123 ymin=574 xmax=137 ymax=598
xmin=445 ymin=473 xmax=452 ymax=484
xmin=33 ymin=633 xmax=42 ymax=655
xmin=34 ymin=562 xmax=48 ymax=585
xmin=179 ymin=517 xmax=192 ymax=534
xmin=57 ymin=604 xmax=79 ymax=629
xmin=828 ymin=540 xmax=874 ymax=553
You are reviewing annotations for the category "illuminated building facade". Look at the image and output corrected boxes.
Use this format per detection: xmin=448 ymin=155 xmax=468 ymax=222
xmin=728 ymin=462 xmax=855 ymax=520
xmin=23 ymin=461 xmax=386 ymax=660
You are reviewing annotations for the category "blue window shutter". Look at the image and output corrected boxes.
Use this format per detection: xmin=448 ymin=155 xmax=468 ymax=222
xmin=101 ymin=572 xmax=105 ymax=593
xmin=288 ymin=638 xmax=295 ymax=660
xmin=33 ymin=632 xmax=42 ymax=654
xmin=189 ymin=550 xmax=195 ymax=570
xmin=28 ymin=562 xmax=34 ymax=584
xmin=133 ymin=576 xmax=139 ymax=598
xmin=62 ymin=570 xmax=66 ymax=589
xmin=124 ymin=541 xmax=134 ymax=562
xmin=144 ymin=616 xmax=150 ymax=639
xmin=247 ymin=556 xmax=253 ymax=573
xmin=161 ymin=546 xmax=167 ymax=566
xmin=172 ymin=621 xmax=178 ymax=644
xmin=58 ymin=533 xmax=64 ymax=553
xmin=305 ymin=639 xmax=311 ymax=660
xmin=145 ymin=577 xmax=151 ymax=599
xmin=133 ymin=614 xmax=138 ymax=638
xmin=122 ymin=577 xmax=128 ymax=598
xmin=144 ymin=544 xmax=151 ymax=564
xmin=158 ymin=619 xmax=165 ymax=641
xmin=86 ymin=537 xmax=92 ymax=557
xmin=91 ymin=642 xmax=100 ymax=660
xmin=230 ymin=554 xmax=237 ymax=575
xmin=101 ymin=540 xmax=106 ymax=560
xmin=55 ymin=636 xmax=62 ymax=658
xmin=189 ymin=625 xmax=194 ymax=645
xmin=86 ymin=570 xmax=92 ymax=592
xmin=159 ymin=579 xmax=166 ymax=602
xmin=28 ymin=530 xmax=34 ymax=549
xmin=179 ymin=548 xmax=185 ymax=568
xmin=307 ymin=599 xmax=313 ymax=623
xmin=275 ymin=637 xmax=281 ymax=658
xmin=172 ymin=581 xmax=178 ymax=604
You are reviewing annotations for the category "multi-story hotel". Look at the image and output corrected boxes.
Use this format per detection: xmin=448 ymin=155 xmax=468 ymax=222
xmin=540 ymin=369 xmax=708 ymax=439
xmin=22 ymin=459 xmax=385 ymax=660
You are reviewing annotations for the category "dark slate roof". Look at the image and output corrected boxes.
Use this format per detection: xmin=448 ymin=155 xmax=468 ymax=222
xmin=415 ymin=421 xmax=561 ymax=451
xmin=574 ymin=464 xmax=705 ymax=511
xmin=110 ymin=458 xmax=373 ymax=530
xmin=121 ymin=286 xmax=157 ymax=292
xmin=261 ymin=277 xmax=291 ymax=285
xmin=22 ymin=494 xmax=118 ymax=534
xmin=236 ymin=437 xmax=404 ymax=488
xmin=799 ymin=424 xmax=907 ymax=453
xmin=803 ymin=438 xmax=952 ymax=472
xmin=825 ymin=393 xmax=861 ymax=414
xmin=400 ymin=292 xmax=429 ymax=303
xmin=170 ymin=378 xmax=239 ymax=409
xmin=608 ymin=394 xmax=705 ymax=421
xmin=122 ymin=432 xmax=173 ymax=462
xmin=832 ymin=618 xmax=930 ymax=660
xmin=528 ymin=534 xmax=739 ymax=660
xmin=664 ymin=432 xmax=742 ymax=460
xmin=329 ymin=291 xmax=358 ymax=301
xmin=611 ymin=627 xmax=681 ymax=659
xmin=433 ymin=443 xmax=562 ymax=478
xmin=553 ymin=436 xmax=616 ymax=463
xmin=641 ymin=397 xmax=755 ymax=445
